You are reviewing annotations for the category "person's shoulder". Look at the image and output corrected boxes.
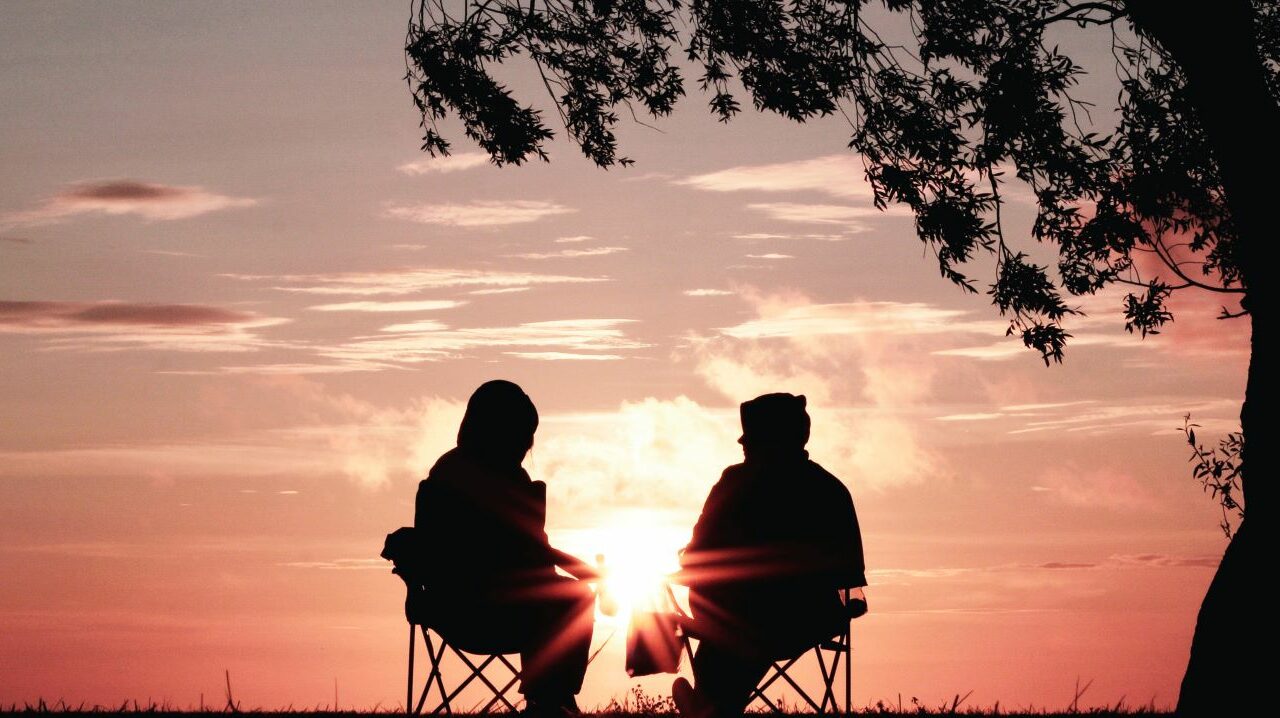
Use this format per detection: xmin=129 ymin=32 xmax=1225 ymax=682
xmin=707 ymin=462 xmax=748 ymax=494
xmin=805 ymin=459 xmax=852 ymax=495
xmin=423 ymin=447 xmax=467 ymax=481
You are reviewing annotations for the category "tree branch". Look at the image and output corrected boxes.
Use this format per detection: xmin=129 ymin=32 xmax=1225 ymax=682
xmin=1151 ymin=233 xmax=1245 ymax=294
xmin=1036 ymin=2 xmax=1124 ymax=29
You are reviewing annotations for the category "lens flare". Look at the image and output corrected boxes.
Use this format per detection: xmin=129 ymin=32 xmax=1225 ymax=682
xmin=553 ymin=508 xmax=690 ymax=620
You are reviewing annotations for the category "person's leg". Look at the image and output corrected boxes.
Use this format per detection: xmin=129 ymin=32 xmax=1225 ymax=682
xmin=516 ymin=576 xmax=595 ymax=708
xmin=689 ymin=640 xmax=771 ymax=717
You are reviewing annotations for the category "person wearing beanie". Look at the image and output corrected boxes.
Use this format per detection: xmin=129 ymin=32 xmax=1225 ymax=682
xmin=673 ymin=393 xmax=867 ymax=718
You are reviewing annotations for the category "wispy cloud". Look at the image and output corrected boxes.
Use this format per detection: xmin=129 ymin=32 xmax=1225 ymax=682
xmin=732 ymin=232 xmax=854 ymax=241
xmin=1108 ymin=553 xmax=1220 ymax=569
xmin=747 ymin=202 xmax=900 ymax=226
xmin=1032 ymin=465 xmax=1156 ymax=510
xmin=384 ymin=200 xmax=575 ymax=227
xmin=142 ymin=249 xmax=206 ymax=258
xmin=508 ymin=246 xmax=628 ymax=260
xmin=224 ymin=267 xmax=606 ymax=296
xmin=280 ymin=558 xmax=386 ymax=570
xmin=182 ymin=360 xmax=396 ymax=375
xmin=1007 ymin=397 xmax=1240 ymax=436
xmin=2 ymin=180 xmax=256 ymax=227
xmin=932 ymin=397 xmax=1238 ymax=438
xmin=319 ymin=318 xmax=647 ymax=364
xmin=0 ymin=300 xmax=287 ymax=352
xmin=936 ymin=412 xmax=1004 ymax=422
xmin=715 ymin=299 xmax=1004 ymax=341
xmin=307 ymin=300 xmax=464 ymax=313
xmin=677 ymin=155 xmax=872 ymax=198
xmin=470 ymin=287 xmax=532 ymax=295
xmin=555 ymin=235 xmax=594 ymax=243
xmin=506 ymin=351 xmax=626 ymax=361
xmin=935 ymin=333 xmax=1146 ymax=361
xmin=684 ymin=289 xmax=734 ymax=297
xmin=397 ymin=152 xmax=490 ymax=175
xmin=745 ymin=253 xmax=793 ymax=260
xmin=687 ymin=292 xmax=980 ymax=488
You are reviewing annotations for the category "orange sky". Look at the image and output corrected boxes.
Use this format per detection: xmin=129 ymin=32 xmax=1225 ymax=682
xmin=0 ymin=2 xmax=1250 ymax=711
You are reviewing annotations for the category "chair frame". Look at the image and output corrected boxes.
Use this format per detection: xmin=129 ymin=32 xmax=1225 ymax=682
xmin=666 ymin=585 xmax=854 ymax=714
xmin=384 ymin=525 xmax=526 ymax=715
xmin=405 ymin=618 xmax=523 ymax=715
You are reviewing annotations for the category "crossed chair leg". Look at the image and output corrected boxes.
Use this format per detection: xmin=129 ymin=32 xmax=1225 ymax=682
xmin=407 ymin=624 xmax=522 ymax=715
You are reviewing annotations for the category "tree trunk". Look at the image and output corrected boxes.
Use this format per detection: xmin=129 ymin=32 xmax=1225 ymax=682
xmin=1125 ymin=2 xmax=1276 ymax=714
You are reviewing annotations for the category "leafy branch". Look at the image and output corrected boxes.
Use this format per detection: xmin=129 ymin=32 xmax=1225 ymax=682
xmin=1182 ymin=415 xmax=1244 ymax=538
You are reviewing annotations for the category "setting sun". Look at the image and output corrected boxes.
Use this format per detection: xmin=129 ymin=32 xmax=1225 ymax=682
xmin=556 ymin=510 xmax=691 ymax=619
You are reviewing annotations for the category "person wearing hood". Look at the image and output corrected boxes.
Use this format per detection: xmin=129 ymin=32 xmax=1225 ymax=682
xmin=414 ymin=380 xmax=597 ymax=718
xmin=672 ymin=393 xmax=867 ymax=718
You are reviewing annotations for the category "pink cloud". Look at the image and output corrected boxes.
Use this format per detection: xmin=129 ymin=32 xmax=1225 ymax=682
xmin=224 ymin=267 xmax=606 ymax=295
xmin=2 ymin=180 xmax=256 ymax=226
xmin=1032 ymin=465 xmax=1156 ymax=510
xmin=746 ymin=202 xmax=891 ymax=225
xmin=397 ymin=152 xmax=490 ymax=175
xmin=0 ymin=301 xmax=260 ymax=329
xmin=0 ymin=300 xmax=287 ymax=353
xmin=507 ymin=246 xmax=629 ymax=260
xmin=384 ymin=200 xmax=575 ymax=227
xmin=677 ymin=155 xmax=873 ymax=198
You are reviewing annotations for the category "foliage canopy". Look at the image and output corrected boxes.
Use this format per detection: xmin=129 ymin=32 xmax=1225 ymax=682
xmin=405 ymin=1 xmax=1271 ymax=362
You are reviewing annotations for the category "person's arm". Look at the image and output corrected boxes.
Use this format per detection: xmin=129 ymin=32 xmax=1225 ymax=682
xmin=550 ymin=547 xmax=601 ymax=581
xmin=833 ymin=483 xmax=867 ymax=588
xmin=677 ymin=469 xmax=736 ymax=586
xmin=523 ymin=478 xmax=600 ymax=580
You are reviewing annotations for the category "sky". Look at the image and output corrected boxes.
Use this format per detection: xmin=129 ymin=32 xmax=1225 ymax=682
xmin=0 ymin=1 xmax=1252 ymax=712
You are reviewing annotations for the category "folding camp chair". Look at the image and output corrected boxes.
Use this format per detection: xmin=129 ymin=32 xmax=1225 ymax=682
xmin=383 ymin=527 xmax=523 ymax=715
xmin=666 ymin=583 xmax=863 ymax=714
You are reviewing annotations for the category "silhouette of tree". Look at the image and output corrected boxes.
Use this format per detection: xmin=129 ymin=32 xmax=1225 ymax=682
xmin=403 ymin=2 xmax=1276 ymax=712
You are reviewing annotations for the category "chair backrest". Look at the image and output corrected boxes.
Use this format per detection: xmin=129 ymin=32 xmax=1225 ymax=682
xmin=382 ymin=526 xmax=425 ymax=580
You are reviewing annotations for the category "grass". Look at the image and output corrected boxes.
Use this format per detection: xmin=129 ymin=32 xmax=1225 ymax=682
xmin=0 ymin=692 xmax=1173 ymax=717
xmin=0 ymin=681 xmax=1169 ymax=717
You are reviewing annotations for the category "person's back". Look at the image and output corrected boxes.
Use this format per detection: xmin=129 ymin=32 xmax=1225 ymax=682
xmin=686 ymin=455 xmax=861 ymax=651
xmin=674 ymin=393 xmax=866 ymax=718
xmin=416 ymin=446 xmax=554 ymax=594
xmin=409 ymin=380 xmax=597 ymax=717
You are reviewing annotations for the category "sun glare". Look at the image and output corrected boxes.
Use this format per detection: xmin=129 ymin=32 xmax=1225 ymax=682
xmin=555 ymin=509 xmax=691 ymax=620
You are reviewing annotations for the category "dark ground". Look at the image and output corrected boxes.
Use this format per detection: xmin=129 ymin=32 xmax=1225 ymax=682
xmin=0 ymin=710 xmax=1175 ymax=717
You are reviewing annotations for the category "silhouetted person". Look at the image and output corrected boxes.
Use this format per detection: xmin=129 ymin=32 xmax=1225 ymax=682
xmin=673 ymin=393 xmax=866 ymax=718
xmin=414 ymin=380 xmax=597 ymax=717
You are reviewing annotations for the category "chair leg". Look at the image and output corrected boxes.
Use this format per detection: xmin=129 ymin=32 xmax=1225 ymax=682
xmin=844 ymin=629 xmax=852 ymax=713
xmin=772 ymin=663 xmax=823 ymax=713
xmin=449 ymin=652 xmax=510 ymax=706
xmin=754 ymin=655 xmax=802 ymax=696
xmin=407 ymin=624 xmax=416 ymax=716
xmin=433 ymin=651 xmax=501 ymax=713
xmin=749 ymin=685 xmax=784 ymax=714
xmin=816 ymin=646 xmax=837 ymax=712
xmin=476 ymin=670 xmax=521 ymax=713
xmin=420 ymin=630 xmax=449 ymax=715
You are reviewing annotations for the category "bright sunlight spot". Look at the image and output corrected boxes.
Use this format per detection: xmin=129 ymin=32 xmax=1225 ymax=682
xmin=554 ymin=509 xmax=691 ymax=621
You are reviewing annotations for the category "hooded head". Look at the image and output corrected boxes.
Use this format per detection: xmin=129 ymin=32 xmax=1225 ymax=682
xmin=457 ymin=380 xmax=539 ymax=466
xmin=738 ymin=392 xmax=810 ymax=458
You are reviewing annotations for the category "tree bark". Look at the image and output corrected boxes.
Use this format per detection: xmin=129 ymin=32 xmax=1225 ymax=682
xmin=1125 ymin=1 xmax=1276 ymax=714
